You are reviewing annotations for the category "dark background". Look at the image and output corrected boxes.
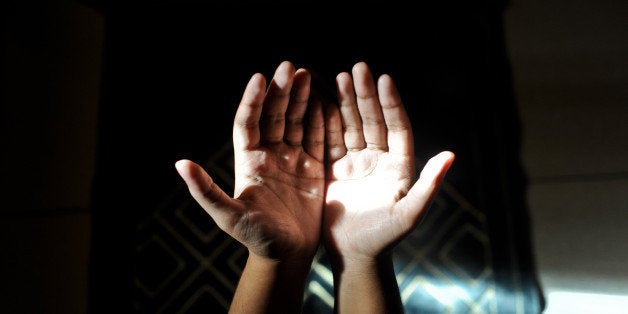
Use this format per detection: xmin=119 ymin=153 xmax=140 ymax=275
xmin=2 ymin=0 xmax=627 ymax=313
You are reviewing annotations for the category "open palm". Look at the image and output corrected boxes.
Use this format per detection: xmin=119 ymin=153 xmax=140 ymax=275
xmin=176 ymin=61 xmax=325 ymax=261
xmin=323 ymin=62 xmax=455 ymax=261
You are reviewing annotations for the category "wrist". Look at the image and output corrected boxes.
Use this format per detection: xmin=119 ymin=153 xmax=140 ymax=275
xmin=246 ymin=250 xmax=314 ymax=277
xmin=331 ymin=252 xmax=394 ymax=276
xmin=229 ymin=251 xmax=314 ymax=314
xmin=328 ymin=252 xmax=404 ymax=314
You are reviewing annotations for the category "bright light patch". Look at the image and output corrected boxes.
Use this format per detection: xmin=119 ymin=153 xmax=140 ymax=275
xmin=546 ymin=291 xmax=628 ymax=314
xmin=326 ymin=179 xmax=392 ymax=211
xmin=422 ymin=282 xmax=471 ymax=310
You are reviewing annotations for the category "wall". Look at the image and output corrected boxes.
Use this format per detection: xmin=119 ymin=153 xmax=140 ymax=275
xmin=505 ymin=0 xmax=628 ymax=312
xmin=0 ymin=0 xmax=103 ymax=313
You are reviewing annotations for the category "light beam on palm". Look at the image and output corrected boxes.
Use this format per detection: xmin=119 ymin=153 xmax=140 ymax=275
xmin=323 ymin=62 xmax=455 ymax=261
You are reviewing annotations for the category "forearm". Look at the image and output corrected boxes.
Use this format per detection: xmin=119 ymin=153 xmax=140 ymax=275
xmin=331 ymin=254 xmax=404 ymax=314
xmin=229 ymin=251 xmax=312 ymax=314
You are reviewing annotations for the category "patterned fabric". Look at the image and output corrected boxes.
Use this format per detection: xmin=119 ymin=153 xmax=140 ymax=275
xmin=132 ymin=141 xmax=532 ymax=314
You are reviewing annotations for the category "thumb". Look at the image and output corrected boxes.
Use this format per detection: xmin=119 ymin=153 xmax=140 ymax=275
xmin=396 ymin=151 xmax=455 ymax=227
xmin=175 ymin=159 xmax=241 ymax=229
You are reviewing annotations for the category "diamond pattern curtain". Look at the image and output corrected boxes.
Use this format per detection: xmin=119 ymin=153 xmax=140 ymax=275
xmin=132 ymin=144 xmax=512 ymax=313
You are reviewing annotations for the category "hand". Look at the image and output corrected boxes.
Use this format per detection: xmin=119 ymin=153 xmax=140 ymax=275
xmin=323 ymin=62 xmax=455 ymax=264
xmin=175 ymin=61 xmax=325 ymax=262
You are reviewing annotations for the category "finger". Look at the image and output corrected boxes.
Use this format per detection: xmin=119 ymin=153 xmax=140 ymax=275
xmin=336 ymin=71 xmax=366 ymax=150
xmin=378 ymin=74 xmax=414 ymax=156
xmin=233 ymin=73 xmax=266 ymax=150
xmin=395 ymin=151 xmax=455 ymax=228
xmin=325 ymin=103 xmax=347 ymax=162
xmin=260 ymin=61 xmax=296 ymax=144
xmin=352 ymin=62 xmax=388 ymax=150
xmin=284 ymin=68 xmax=311 ymax=146
xmin=303 ymin=98 xmax=325 ymax=162
xmin=175 ymin=159 xmax=243 ymax=231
